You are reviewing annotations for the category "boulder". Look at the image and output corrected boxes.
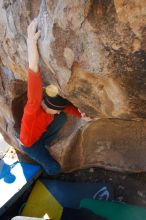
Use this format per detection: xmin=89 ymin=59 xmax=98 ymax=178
xmin=0 ymin=0 xmax=146 ymax=172
xmin=49 ymin=116 xmax=146 ymax=173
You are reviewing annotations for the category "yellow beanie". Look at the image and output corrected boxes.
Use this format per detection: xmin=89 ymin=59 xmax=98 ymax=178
xmin=45 ymin=85 xmax=59 ymax=97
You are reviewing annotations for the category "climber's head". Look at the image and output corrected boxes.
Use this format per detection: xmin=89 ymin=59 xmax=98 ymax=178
xmin=42 ymin=84 xmax=70 ymax=114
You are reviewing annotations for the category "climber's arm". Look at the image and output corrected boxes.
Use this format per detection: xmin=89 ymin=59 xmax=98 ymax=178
xmin=27 ymin=18 xmax=40 ymax=73
xmin=26 ymin=19 xmax=42 ymax=112
xmin=64 ymin=105 xmax=82 ymax=118
xmin=64 ymin=105 xmax=98 ymax=121
xmin=20 ymin=19 xmax=42 ymax=146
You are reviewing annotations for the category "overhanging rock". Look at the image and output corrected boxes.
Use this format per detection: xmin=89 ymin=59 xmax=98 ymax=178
xmin=0 ymin=0 xmax=146 ymax=172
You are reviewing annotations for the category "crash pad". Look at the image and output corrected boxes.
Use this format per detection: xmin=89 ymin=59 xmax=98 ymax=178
xmin=80 ymin=199 xmax=146 ymax=220
xmin=21 ymin=180 xmax=63 ymax=220
xmin=42 ymin=179 xmax=113 ymax=209
xmin=0 ymin=160 xmax=41 ymax=216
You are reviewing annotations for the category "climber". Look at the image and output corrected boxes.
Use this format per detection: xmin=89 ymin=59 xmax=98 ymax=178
xmin=19 ymin=19 xmax=91 ymax=175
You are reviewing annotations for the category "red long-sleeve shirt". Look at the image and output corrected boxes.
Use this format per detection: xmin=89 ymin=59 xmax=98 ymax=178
xmin=20 ymin=68 xmax=81 ymax=147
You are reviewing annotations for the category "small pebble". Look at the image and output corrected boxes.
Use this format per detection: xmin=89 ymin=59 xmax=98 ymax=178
xmin=121 ymin=175 xmax=126 ymax=180
xmin=117 ymin=196 xmax=124 ymax=202
xmin=89 ymin=168 xmax=94 ymax=173
xmin=118 ymin=185 xmax=125 ymax=190
xmin=137 ymin=191 xmax=145 ymax=198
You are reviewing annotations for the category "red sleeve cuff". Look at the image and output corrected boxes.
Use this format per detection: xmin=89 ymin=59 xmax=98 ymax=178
xmin=28 ymin=67 xmax=41 ymax=76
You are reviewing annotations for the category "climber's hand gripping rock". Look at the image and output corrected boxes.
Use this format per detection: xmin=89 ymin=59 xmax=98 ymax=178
xmin=27 ymin=18 xmax=41 ymax=72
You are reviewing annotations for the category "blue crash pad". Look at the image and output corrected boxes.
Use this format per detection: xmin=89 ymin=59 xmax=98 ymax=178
xmin=42 ymin=179 xmax=113 ymax=209
xmin=0 ymin=160 xmax=41 ymax=216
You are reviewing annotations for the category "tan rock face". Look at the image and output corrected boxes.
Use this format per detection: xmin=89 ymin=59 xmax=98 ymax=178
xmin=49 ymin=116 xmax=146 ymax=173
xmin=114 ymin=0 xmax=146 ymax=39
xmin=37 ymin=0 xmax=146 ymax=119
xmin=0 ymin=0 xmax=146 ymax=172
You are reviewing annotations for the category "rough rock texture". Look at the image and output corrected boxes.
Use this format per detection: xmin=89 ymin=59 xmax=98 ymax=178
xmin=49 ymin=116 xmax=146 ymax=173
xmin=0 ymin=0 xmax=146 ymax=172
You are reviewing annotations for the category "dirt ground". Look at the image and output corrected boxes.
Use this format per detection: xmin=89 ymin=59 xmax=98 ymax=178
xmin=56 ymin=168 xmax=146 ymax=208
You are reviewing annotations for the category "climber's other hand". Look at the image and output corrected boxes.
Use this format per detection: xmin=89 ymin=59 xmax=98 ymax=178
xmin=80 ymin=111 xmax=99 ymax=122
xmin=80 ymin=112 xmax=92 ymax=122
